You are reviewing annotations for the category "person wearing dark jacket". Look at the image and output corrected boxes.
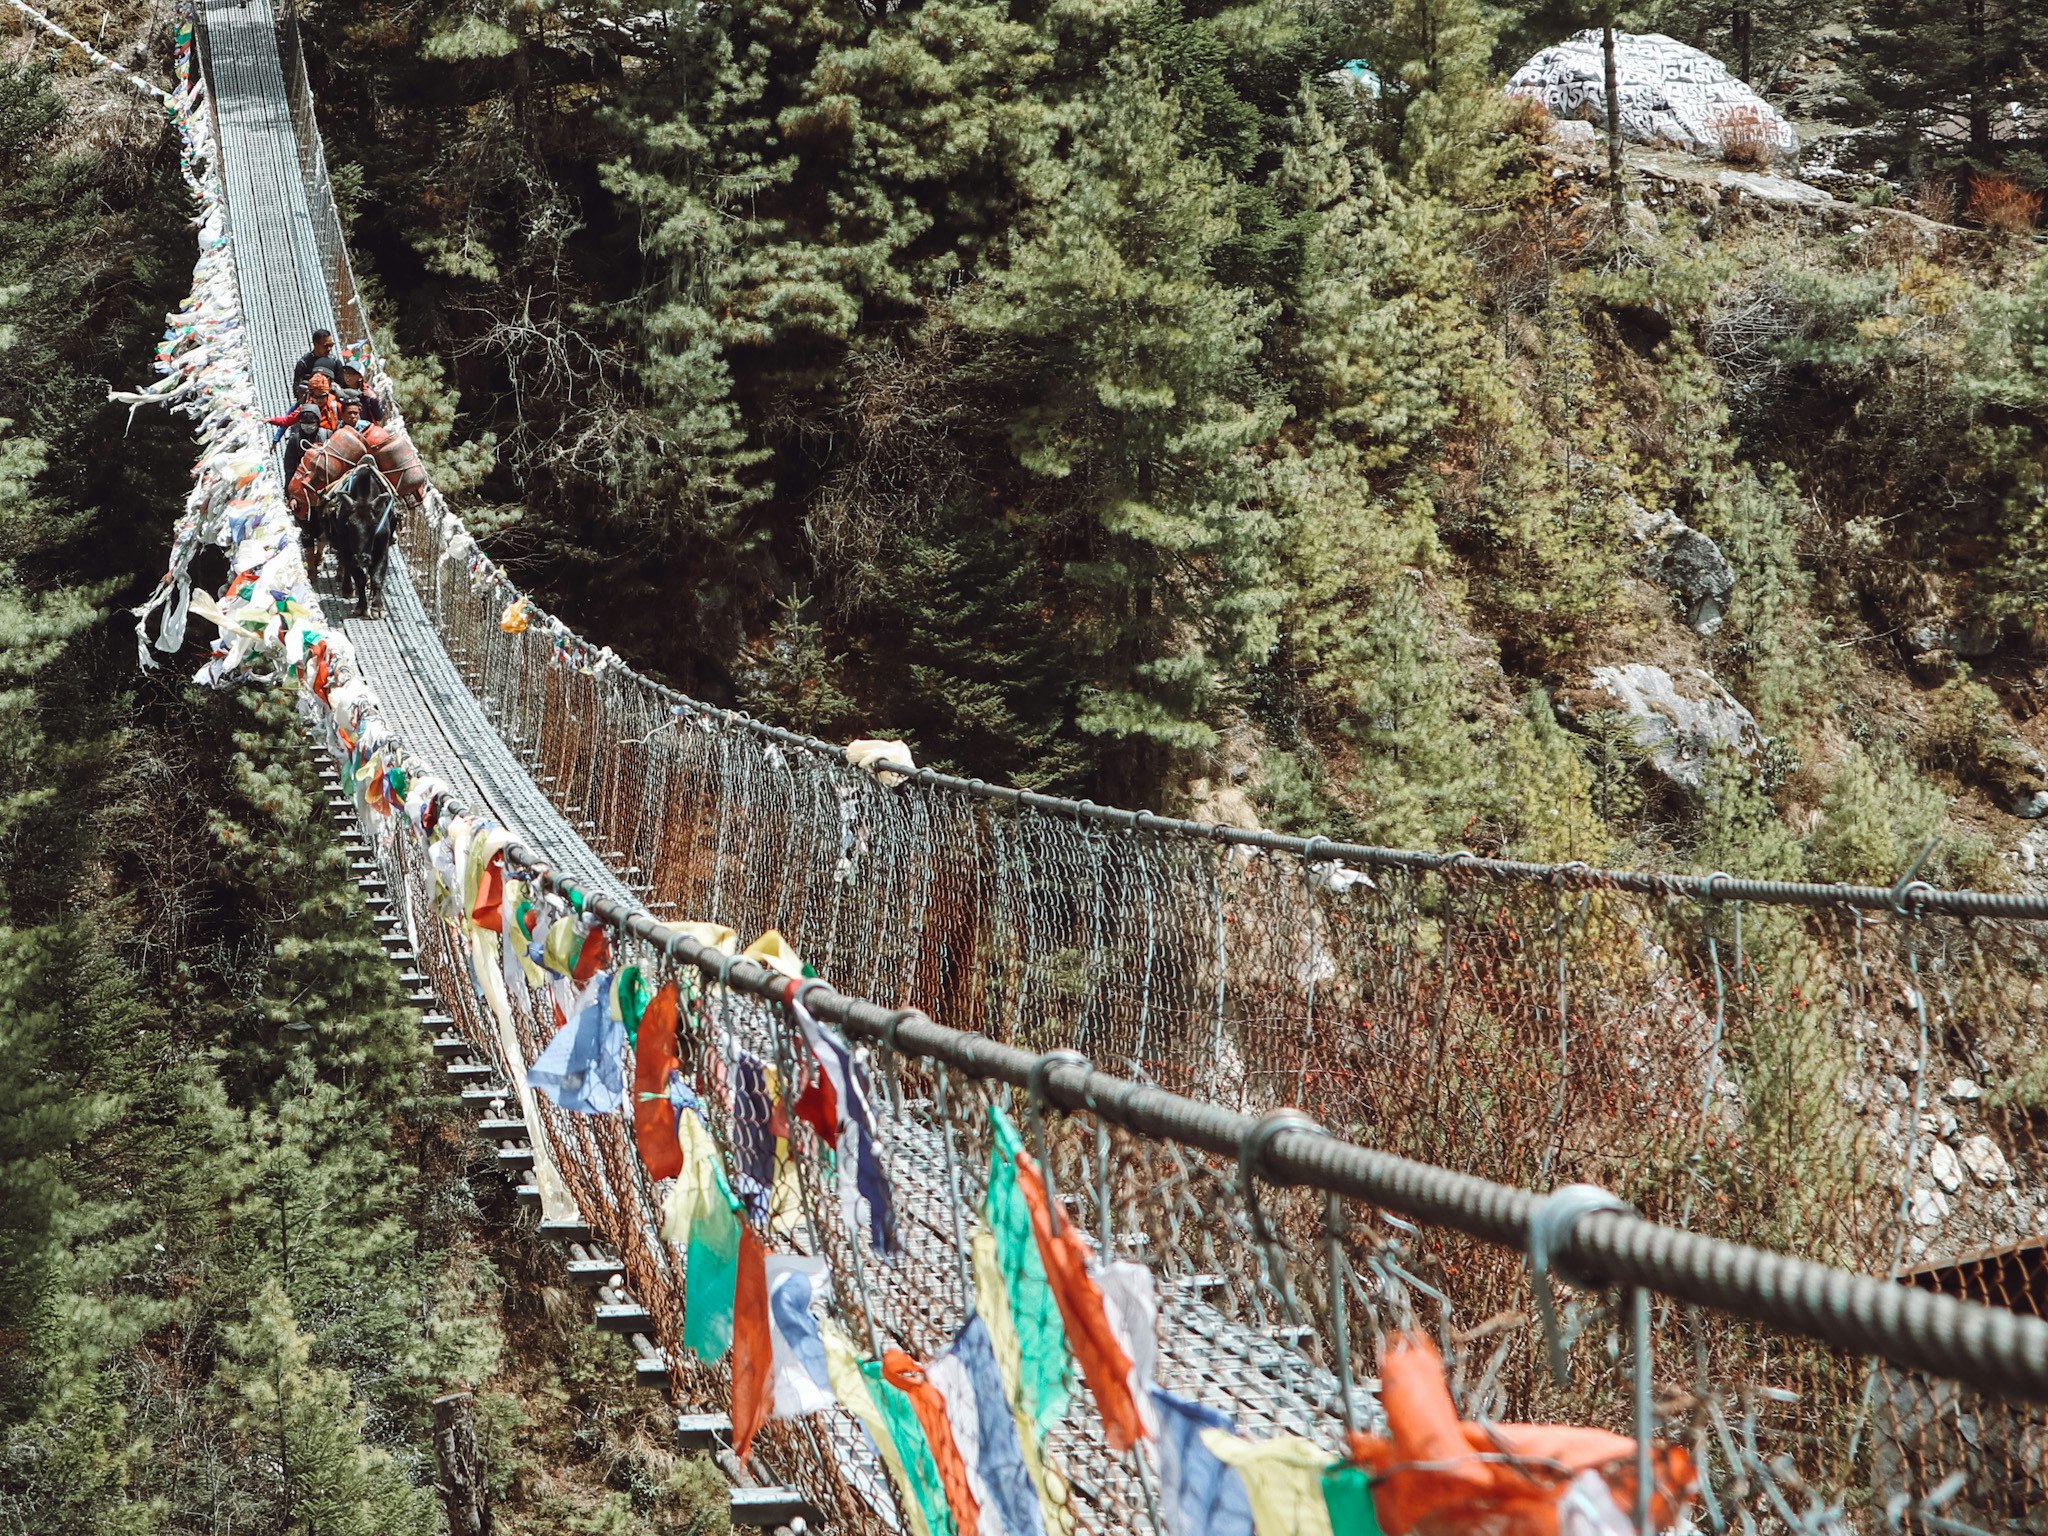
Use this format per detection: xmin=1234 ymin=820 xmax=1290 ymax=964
xmin=292 ymin=328 xmax=345 ymax=400
xmin=280 ymin=403 xmax=325 ymax=486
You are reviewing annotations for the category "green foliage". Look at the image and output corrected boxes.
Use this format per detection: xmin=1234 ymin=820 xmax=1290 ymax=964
xmin=1806 ymin=741 xmax=1946 ymax=883
xmin=1841 ymin=0 xmax=2048 ymax=181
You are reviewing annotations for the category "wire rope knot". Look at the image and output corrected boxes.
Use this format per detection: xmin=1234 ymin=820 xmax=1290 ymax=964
xmin=1525 ymin=1182 xmax=1632 ymax=1385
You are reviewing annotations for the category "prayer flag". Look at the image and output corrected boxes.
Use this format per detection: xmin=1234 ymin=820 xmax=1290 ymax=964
xmin=863 ymin=1356 xmax=959 ymax=1536
xmin=823 ymin=1321 xmax=933 ymax=1536
xmin=1198 ymin=1431 xmax=1337 ymax=1536
xmin=659 ymin=1092 xmax=741 ymax=1362
xmin=633 ymin=981 xmax=684 ymax=1179
xmin=1153 ymin=1389 xmax=1254 ymax=1536
xmin=731 ymin=1228 xmax=773 ymax=1459
xmin=731 ymin=1051 xmax=778 ymax=1226
xmin=764 ymin=1254 xmax=835 ymax=1419
xmin=983 ymin=1111 xmax=1072 ymax=1434
xmin=529 ymin=970 xmax=626 ymax=1116
xmin=972 ymin=1231 xmax=1072 ymax=1535
xmin=884 ymin=1350 xmax=982 ymax=1536
xmin=929 ymin=1315 xmax=1046 ymax=1536
xmin=572 ymin=920 xmax=610 ymax=983
xmin=1012 ymin=1148 xmax=1145 ymax=1450
xmin=792 ymin=999 xmax=895 ymax=1254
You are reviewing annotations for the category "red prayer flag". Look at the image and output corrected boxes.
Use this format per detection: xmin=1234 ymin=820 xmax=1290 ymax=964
xmin=572 ymin=923 xmax=610 ymax=984
xmin=633 ymin=982 xmax=684 ymax=1180
xmin=731 ymin=1228 xmax=773 ymax=1459
xmin=1014 ymin=1150 xmax=1147 ymax=1451
xmin=471 ymin=850 xmax=505 ymax=932
xmin=882 ymin=1349 xmax=982 ymax=1536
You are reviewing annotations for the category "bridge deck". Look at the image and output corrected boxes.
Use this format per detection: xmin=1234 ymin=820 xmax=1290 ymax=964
xmin=198 ymin=0 xmax=633 ymax=905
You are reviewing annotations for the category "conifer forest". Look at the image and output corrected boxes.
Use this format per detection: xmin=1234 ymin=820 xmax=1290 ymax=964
xmin=4 ymin=0 xmax=2048 ymax=1529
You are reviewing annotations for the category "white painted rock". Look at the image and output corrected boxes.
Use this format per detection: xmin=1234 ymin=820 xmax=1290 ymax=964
xmin=1717 ymin=170 xmax=1829 ymax=207
xmin=1507 ymin=32 xmax=1798 ymax=161
xmin=1927 ymin=1139 xmax=1964 ymax=1194
xmin=1959 ymin=1134 xmax=2012 ymax=1187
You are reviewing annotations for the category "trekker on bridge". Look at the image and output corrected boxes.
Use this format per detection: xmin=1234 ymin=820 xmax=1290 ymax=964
xmin=291 ymin=328 xmax=345 ymax=400
xmin=337 ymin=363 xmax=384 ymax=425
xmin=279 ymin=403 xmax=326 ymax=486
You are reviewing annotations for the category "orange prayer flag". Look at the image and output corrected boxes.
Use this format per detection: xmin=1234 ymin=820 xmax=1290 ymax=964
xmin=633 ymin=982 xmax=684 ymax=1180
xmin=882 ymin=1349 xmax=981 ymax=1536
xmin=1355 ymin=1333 xmax=1697 ymax=1536
xmin=308 ymin=639 xmax=332 ymax=704
xmin=731 ymin=1227 xmax=773 ymax=1459
xmin=1013 ymin=1150 xmax=1146 ymax=1452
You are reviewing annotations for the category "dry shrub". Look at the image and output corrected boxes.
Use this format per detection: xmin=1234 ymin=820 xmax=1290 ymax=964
xmin=1715 ymin=105 xmax=1780 ymax=168
xmin=1965 ymin=174 xmax=2043 ymax=235
xmin=1911 ymin=176 xmax=1958 ymax=224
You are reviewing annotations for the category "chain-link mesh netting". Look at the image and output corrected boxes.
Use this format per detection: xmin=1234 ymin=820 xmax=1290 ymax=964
xmin=357 ymin=754 xmax=2048 ymax=1536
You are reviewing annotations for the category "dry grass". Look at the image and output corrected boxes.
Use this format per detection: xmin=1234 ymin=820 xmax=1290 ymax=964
xmin=1965 ymin=174 xmax=2043 ymax=235
xmin=1715 ymin=105 xmax=1781 ymax=168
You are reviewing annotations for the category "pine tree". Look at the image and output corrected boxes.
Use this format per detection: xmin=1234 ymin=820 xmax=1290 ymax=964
xmin=1843 ymin=0 xmax=2048 ymax=180
xmin=215 ymin=1282 xmax=438 ymax=1536
xmin=960 ymin=58 xmax=1283 ymax=796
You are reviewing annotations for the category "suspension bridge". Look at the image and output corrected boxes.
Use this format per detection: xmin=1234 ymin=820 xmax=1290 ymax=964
xmin=95 ymin=0 xmax=2048 ymax=1529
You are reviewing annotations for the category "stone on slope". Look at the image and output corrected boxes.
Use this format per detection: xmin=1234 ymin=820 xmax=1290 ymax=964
xmin=1571 ymin=663 xmax=1763 ymax=791
xmin=1507 ymin=32 xmax=1798 ymax=162
xmin=1632 ymin=504 xmax=1737 ymax=633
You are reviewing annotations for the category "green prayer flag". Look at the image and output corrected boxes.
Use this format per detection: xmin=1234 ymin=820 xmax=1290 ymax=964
xmin=662 ymin=1108 xmax=741 ymax=1362
xmin=861 ymin=1359 xmax=957 ymax=1536
xmin=1322 ymin=1464 xmax=1382 ymax=1535
xmin=614 ymin=965 xmax=652 ymax=1046
xmin=985 ymin=1106 xmax=1072 ymax=1431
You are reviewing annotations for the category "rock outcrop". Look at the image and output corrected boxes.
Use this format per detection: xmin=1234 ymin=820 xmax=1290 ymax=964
xmin=1566 ymin=663 xmax=1763 ymax=790
xmin=1631 ymin=504 xmax=1737 ymax=633
xmin=1508 ymin=32 xmax=1798 ymax=162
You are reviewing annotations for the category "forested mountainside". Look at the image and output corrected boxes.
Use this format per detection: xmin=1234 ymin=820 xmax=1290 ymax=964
xmin=0 ymin=38 xmax=727 ymax=1536
xmin=312 ymin=0 xmax=2048 ymax=883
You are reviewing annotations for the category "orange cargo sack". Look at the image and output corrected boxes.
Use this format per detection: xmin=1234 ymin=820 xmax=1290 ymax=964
xmin=368 ymin=424 xmax=430 ymax=504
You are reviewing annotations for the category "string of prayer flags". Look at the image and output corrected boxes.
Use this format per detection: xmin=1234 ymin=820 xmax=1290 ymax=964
xmin=529 ymin=970 xmax=626 ymax=1116
xmin=660 ymin=1087 xmax=742 ymax=1362
xmin=823 ymin=1320 xmax=934 ymax=1536
xmin=971 ymin=1231 xmax=1072 ymax=1535
xmin=926 ymin=1315 xmax=1047 ymax=1536
xmin=862 ymin=1355 xmax=963 ymax=1536
xmin=882 ymin=1350 xmax=983 ymax=1536
xmin=632 ymin=981 xmax=684 ymax=1179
